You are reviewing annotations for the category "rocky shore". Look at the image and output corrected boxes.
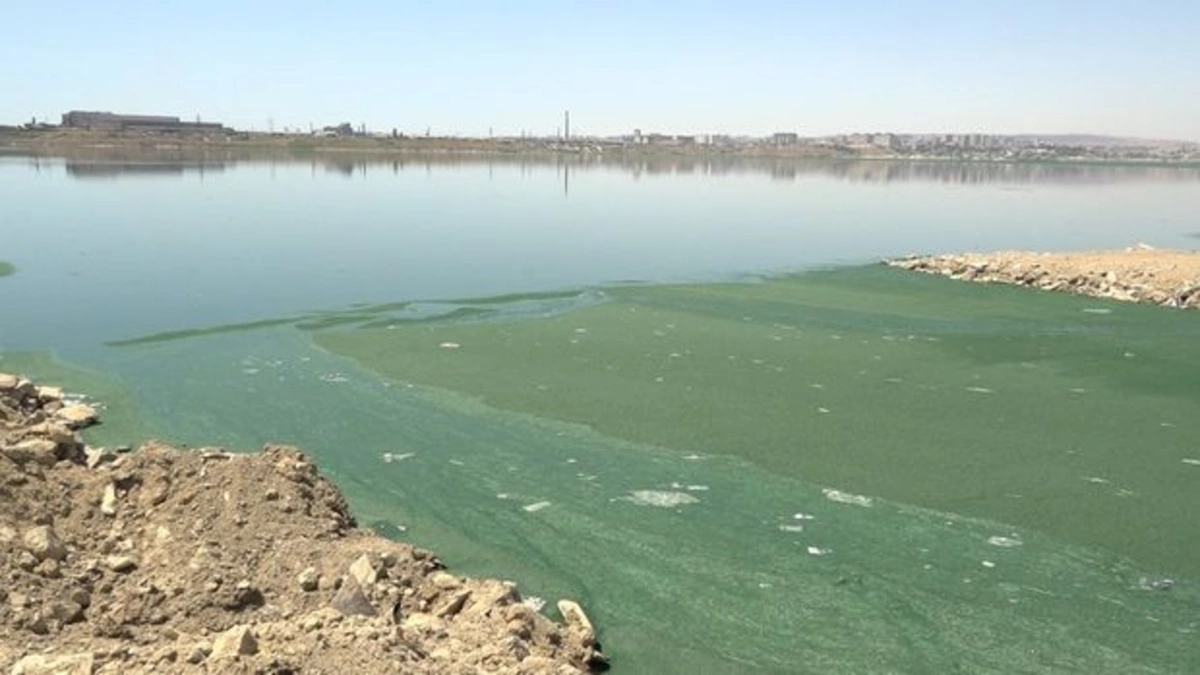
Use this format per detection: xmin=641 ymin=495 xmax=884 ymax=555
xmin=887 ymin=247 xmax=1200 ymax=309
xmin=0 ymin=373 xmax=608 ymax=674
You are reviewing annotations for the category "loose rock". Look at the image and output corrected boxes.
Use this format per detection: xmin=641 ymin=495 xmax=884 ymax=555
xmin=210 ymin=625 xmax=258 ymax=658
xmin=23 ymin=526 xmax=68 ymax=562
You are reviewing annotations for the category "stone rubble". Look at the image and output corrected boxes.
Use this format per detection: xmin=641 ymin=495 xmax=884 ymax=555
xmin=887 ymin=246 xmax=1200 ymax=309
xmin=0 ymin=373 xmax=609 ymax=674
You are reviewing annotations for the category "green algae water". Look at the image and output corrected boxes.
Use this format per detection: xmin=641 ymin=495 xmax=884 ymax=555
xmin=3 ymin=155 xmax=1200 ymax=672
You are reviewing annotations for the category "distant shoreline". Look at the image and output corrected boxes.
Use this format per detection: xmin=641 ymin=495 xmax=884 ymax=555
xmin=3 ymin=128 xmax=1199 ymax=168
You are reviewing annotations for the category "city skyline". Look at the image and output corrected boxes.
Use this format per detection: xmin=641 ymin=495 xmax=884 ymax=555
xmin=5 ymin=1 xmax=1199 ymax=141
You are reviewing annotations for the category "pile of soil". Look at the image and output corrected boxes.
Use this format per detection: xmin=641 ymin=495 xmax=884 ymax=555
xmin=0 ymin=373 xmax=607 ymax=674
xmin=887 ymin=246 xmax=1200 ymax=308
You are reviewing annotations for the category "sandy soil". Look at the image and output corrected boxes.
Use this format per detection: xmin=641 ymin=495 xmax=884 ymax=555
xmin=0 ymin=374 xmax=607 ymax=674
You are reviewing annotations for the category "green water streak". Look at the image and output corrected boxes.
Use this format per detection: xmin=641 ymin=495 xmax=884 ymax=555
xmin=0 ymin=260 xmax=14 ymax=278
xmin=315 ymin=266 xmax=1200 ymax=577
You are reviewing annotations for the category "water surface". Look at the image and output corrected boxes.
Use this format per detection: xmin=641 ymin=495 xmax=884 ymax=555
xmin=2 ymin=155 xmax=1199 ymax=672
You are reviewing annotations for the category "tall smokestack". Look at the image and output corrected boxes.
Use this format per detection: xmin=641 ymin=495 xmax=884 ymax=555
xmin=564 ymin=110 xmax=570 ymax=140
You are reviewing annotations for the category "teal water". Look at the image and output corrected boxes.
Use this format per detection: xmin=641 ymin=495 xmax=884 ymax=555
xmin=2 ymin=156 xmax=1200 ymax=672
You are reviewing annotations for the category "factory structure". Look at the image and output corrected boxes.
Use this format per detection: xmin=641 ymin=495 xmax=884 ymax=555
xmin=60 ymin=111 xmax=225 ymax=134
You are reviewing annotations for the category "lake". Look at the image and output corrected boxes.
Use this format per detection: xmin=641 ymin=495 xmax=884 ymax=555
xmin=2 ymin=154 xmax=1199 ymax=673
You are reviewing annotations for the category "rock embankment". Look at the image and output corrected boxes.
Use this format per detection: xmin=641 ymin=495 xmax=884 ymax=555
xmin=887 ymin=247 xmax=1200 ymax=309
xmin=0 ymin=373 xmax=607 ymax=674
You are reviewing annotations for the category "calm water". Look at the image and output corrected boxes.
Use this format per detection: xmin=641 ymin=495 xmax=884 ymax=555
xmin=2 ymin=155 xmax=1199 ymax=673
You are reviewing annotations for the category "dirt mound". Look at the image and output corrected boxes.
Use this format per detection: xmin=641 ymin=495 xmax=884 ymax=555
xmin=888 ymin=246 xmax=1200 ymax=308
xmin=0 ymin=374 xmax=607 ymax=674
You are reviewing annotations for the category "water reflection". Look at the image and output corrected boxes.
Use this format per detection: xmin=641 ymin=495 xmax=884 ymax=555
xmin=5 ymin=151 xmax=1196 ymax=186
xmin=64 ymin=161 xmax=228 ymax=180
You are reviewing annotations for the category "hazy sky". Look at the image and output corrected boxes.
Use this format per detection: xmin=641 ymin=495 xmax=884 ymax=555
xmin=5 ymin=1 xmax=1198 ymax=139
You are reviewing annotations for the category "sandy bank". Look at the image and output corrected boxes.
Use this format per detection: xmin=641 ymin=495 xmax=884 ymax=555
xmin=0 ymin=373 xmax=607 ymax=674
xmin=887 ymin=247 xmax=1200 ymax=309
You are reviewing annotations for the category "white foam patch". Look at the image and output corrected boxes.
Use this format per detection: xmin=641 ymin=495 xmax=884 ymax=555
xmin=686 ymin=485 xmax=709 ymax=491
xmin=522 ymin=596 xmax=547 ymax=612
xmin=987 ymin=536 xmax=1022 ymax=548
xmin=823 ymin=488 xmax=873 ymax=507
xmin=1082 ymin=308 xmax=1112 ymax=314
xmin=1182 ymin=459 xmax=1200 ymax=466
xmin=438 ymin=341 xmax=461 ymax=349
xmin=624 ymin=490 xmax=700 ymax=508
xmin=523 ymin=501 xmax=552 ymax=513
xmin=806 ymin=546 xmax=831 ymax=556
xmin=966 ymin=386 xmax=994 ymax=394
xmin=778 ymin=524 xmax=805 ymax=533
xmin=793 ymin=513 xmax=816 ymax=521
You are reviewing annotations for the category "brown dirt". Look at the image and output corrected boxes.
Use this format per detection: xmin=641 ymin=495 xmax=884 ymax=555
xmin=0 ymin=374 xmax=607 ymax=674
xmin=887 ymin=246 xmax=1200 ymax=308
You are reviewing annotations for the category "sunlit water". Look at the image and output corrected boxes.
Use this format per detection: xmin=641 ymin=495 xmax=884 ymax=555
xmin=2 ymin=155 xmax=1199 ymax=672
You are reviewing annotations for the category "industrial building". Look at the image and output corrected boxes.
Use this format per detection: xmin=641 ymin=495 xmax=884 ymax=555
xmin=60 ymin=111 xmax=224 ymax=133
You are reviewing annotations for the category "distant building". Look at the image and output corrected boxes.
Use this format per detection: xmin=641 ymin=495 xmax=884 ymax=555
xmin=61 ymin=111 xmax=224 ymax=133
xmin=870 ymin=133 xmax=896 ymax=149
xmin=772 ymin=132 xmax=799 ymax=146
xmin=319 ymin=123 xmax=356 ymax=138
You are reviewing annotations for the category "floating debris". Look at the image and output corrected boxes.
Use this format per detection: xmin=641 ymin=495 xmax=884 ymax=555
xmin=1138 ymin=577 xmax=1175 ymax=591
xmin=1082 ymin=308 xmax=1112 ymax=314
xmin=624 ymin=490 xmax=700 ymax=508
xmin=522 ymin=501 xmax=552 ymax=513
xmin=1182 ymin=459 xmax=1200 ymax=466
xmin=448 ymin=459 xmax=465 ymax=467
xmin=685 ymin=485 xmax=709 ymax=492
xmin=1083 ymin=476 xmax=1110 ymax=484
xmin=778 ymin=524 xmax=805 ymax=533
xmin=438 ymin=341 xmax=461 ymax=349
xmin=806 ymin=546 xmax=830 ymax=556
xmin=822 ymin=488 xmax=873 ymax=507
xmin=817 ymin=407 xmax=831 ymax=414
xmin=793 ymin=513 xmax=816 ymax=521
xmin=965 ymin=386 xmax=994 ymax=394
xmin=987 ymin=536 xmax=1023 ymax=548
xmin=981 ymin=560 xmax=996 ymax=568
